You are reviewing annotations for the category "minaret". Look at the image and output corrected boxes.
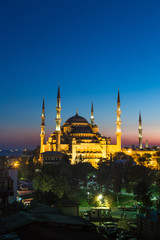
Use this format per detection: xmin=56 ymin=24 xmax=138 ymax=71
xmin=55 ymin=85 xmax=61 ymax=151
xmin=138 ymin=111 xmax=142 ymax=149
xmin=116 ymin=89 xmax=121 ymax=151
xmin=40 ymin=98 xmax=45 ymax=153
xmin=90 ymin=101 xmax=94 ymax=125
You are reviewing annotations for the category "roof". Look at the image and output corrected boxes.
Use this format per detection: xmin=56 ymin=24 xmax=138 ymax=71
xmin=66 ymin=113 xmax=88 ymax=124
xmin=0 ymin=204 xmax=97 ymax=234
xmin=57 ymin=198 xmax=80 ymax=207
xmin=16 ymin=222 xmax=106 ymax=240
xmin=70 ymin=125 xmax=93 ymax=134
xmin=41 ymin=151 xmax=65 ymax=155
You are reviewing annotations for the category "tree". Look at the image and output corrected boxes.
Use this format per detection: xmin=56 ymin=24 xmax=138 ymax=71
xmin=96 ymin=163 xmax=112 ymax=191
xmin=33 ymin=189 xmax=58 ymax=205
xmin=51 ymin=176 xmax=68 ymax=198
xmin=123 ymin=166 xmax=136 ymax=193
xmin=112 ymin=164 xmax=123 ymax=204
xmin=18 ymin=145 xmax=43 ymax=181
xmin=113 ymin=152 xmax=126 ymax=161
xmin=142 ymin=153 xmax=151 ymax=166
xmin=33 ymin=173 xmax=68 ymax=198
xmin=123 ymin=164 xmax=155 ymax=193
xmin=0 ymin=156 xmax=8 ymax=169
xmin=153 ymin=151 xmax=160 ymax=170
xmin=133 ymin=180 xmax=152 ymax=207
xmin=71 ymin=162 xmax=96 ymax=181
xmin=104 ymin=192 xmax=115 ymax=208
xmin=132 ymin=153 xmax=140 ymax=162
xmin=137 ymin=156 xmax=147 ymax=166
xmin=59 ymin=165 xmax=72 ymax=182
xmin=18 ymin=156 xmax=36 ymax=180
xmin=32 ymin=145 xmax=40 ymax=160
xmin=113 ymin=152 xmax=133 ymax=161
xmin=156 ymin=174 xmax=160 ymax=194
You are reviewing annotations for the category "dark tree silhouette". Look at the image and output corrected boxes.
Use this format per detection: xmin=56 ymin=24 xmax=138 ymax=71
xmin=133 ymin=179 xmax=152 ymax=207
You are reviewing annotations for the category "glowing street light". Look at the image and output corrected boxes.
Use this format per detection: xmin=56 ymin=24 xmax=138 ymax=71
xmin=98 ymin=194 xmax=103 ymax=201
xmin=128 ymin=149 xmax=132 ymax=153
xmin=13 ymin=161 xmax=19 ymax=168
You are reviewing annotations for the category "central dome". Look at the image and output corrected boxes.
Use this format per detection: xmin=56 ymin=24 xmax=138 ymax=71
xmin=66 ymin=113 xmax=88 ymax=123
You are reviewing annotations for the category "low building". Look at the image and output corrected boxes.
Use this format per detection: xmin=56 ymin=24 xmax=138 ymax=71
xmin=55 ymin=198 xmax=80 ymax=216
xmin=0 ymin=170 xmax=14 ymax=209
xmin=17 ymin=180 xmax=34 ymax=205
xmin=8 ymin=169 xmax=17 ymax=203
xmin=0 ymin=205 xmax=106 ymax=240
xmin=41 ymin=151 xmax=67 ymax=165
xmin=89 ymin=207 xmax=111 ymax=220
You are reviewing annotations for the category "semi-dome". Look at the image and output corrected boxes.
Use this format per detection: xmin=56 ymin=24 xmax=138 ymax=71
xmin=66 ymin=113 xmax=88 ymax=124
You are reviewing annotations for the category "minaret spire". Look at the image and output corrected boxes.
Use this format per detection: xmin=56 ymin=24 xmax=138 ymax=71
xmin=138 ymin=111 xmax=142 ymax=149
xmin=90 ymin=101 xmax=94 ymax=125
xmin=117 ymin=89 xmax=120 ymax=102
xmin=57 ymin=84 xmax=61 ymax=108
xmin=139 ymin=111 xmax=141 ymax=123
xmin=116 ymin=89 xmax=121 ymax=151
xmin=55 ymin=85 xmax=61 ymax=151
xmin=41 ymin=98 xmax=45 ymax=122
xmin=40 ymin=98 xmax=45 ymax=154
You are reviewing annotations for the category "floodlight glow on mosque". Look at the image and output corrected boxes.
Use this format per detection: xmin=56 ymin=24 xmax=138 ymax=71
xmin=39 ymin=86 xmax=121 ymax=167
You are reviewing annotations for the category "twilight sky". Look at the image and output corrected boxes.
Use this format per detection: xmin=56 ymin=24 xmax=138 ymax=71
xmin=1 ymin=0 xmax=160 ymax=149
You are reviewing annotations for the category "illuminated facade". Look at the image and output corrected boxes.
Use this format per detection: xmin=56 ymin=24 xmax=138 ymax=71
xmin=40 ymin=86 xmax=122 ymax=166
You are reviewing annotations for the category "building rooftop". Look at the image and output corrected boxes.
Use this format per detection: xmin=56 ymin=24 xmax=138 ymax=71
xmin=0 ymin=203 xmax=107 ymax=240
xmin=41 ymin=151 xmax=65 ymax=155
xmin=70 ymin=125 xmax=93 ymax=134
xmin=66 ymin=113 xmax=88 ymax=124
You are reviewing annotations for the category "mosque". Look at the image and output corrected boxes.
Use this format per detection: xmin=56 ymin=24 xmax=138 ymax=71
xmin=39 ymin=86 xmax=160 ymax=169
xmin=39 ymin=86 xmax=122 ymax=166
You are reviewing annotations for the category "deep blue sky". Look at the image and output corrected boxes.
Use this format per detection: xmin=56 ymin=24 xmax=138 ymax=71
xmin=1 ymin=0 xmax=160 ymax=149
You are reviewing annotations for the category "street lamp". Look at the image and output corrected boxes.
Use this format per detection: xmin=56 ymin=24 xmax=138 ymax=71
xmin=98 ymin=194 xmax=103 ymax=201
xmin=13 ymin=161 xmax=19 ymax=168
xmin=87 ymin=192 xmax=90 ymax=205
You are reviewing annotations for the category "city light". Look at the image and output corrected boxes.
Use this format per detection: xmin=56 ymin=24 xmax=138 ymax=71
xmin=13 ymin=161 xmax=19 ymax=168
xmin=98 ymin=194 xmax=103 ymax=200
xmin=104 ymin=198 xmax=110 ymax=208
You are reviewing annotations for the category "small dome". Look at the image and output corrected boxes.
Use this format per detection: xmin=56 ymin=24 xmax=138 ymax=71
xmin=66 ymin=113 xmax=88 ymax=124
